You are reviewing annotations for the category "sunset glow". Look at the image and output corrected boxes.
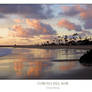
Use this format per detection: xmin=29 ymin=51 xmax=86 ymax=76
xmin=0 ymin=4 xmax=92 ymax=45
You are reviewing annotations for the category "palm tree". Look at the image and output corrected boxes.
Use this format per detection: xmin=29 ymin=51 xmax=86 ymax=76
xmin=57 ymin=36 xmax=61 ymax=45
xmin=79 ymin=36 xmax=82 ymax=40
xmin=46 ymin=41 xmax=50 ymax=45
xmin=64 ymin=35 xmax=68 ymax=45
xmin=72 ymin=33 xmax=79 ymax=41
xmin=52 ymin=40 xmax=56 ymax=45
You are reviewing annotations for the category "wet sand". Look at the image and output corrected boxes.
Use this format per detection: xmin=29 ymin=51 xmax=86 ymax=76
xmin=47 ymin=67 xmax=92 ymax=79
xmin=36 ymin=45 xmax=92 ymax=50
xmin=52 ymin=59 xmax=79 ymax=62
xmin=0 ymin=47 xmax=91 ymax=79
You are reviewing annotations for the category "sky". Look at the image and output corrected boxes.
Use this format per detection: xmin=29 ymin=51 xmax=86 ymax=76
xmin=0 ymin=4 xmax=92 ymax=45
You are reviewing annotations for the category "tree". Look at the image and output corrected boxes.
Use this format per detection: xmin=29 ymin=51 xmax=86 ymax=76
xmin=46 ymin=41 xmax=49 ymax=45
xmin=64 ymin=35 xmax=68 ymax=44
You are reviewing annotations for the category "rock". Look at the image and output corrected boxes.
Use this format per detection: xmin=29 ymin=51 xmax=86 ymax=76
xmin=79 ymin=49 xmax=92 ymax=66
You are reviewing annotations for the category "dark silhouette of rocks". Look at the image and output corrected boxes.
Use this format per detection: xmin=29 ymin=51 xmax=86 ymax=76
xmin=79 ymin=49 xmax=92 ymax=66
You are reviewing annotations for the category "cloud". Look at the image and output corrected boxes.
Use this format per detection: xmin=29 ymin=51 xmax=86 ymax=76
xmin=61 ymin=5 xmax=92 ymax=30
xmin=61 ymin=5 xmax=85 ymax=16
xmin=14 ymin=19 xmax=22 ymax=23
xmin=11 ymin=25 xmax=29 ymax=37
xmin=0 ymin=14 xmax=5 ymax=18
xmin=84 ymin=19 xmax=92 ymax=29
xmin=0 ymin=36 xmax=3 ymax=38
xmin=79 ymin=31 xmax=92 ymax=37
xmin=39 ymin=35 xmax=56 ymax=40
xmin=26 ymin=19 xmax=56 ymax=35
xmin=77 ymin=5 xmax=92 ymax=29
xmin=26 ymin=19 xmax=41 ymax=30
xmin=83 ymin=30 xmax=92 ymax=35
xmin=79 ymin=5 xmax=92 ymax=19
xmin=10 ymin=19 xmax=56 ymax=38
xmin=58 ymin=18 xmax=81 ymax=31
xmin=0 ymin=4 xmax=54 ymax=19
xmin=79 ymin=5 xmax=92 ymax=29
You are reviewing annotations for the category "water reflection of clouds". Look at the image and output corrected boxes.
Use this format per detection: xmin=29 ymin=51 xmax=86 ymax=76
xmin=12 ymin=53 xmax=53 ymax=78
xmin=60 ymin=62 xmax=76 ymax=71
xmin=29 ymin=49 xmax=55 ymax=59
xmin=10 ymin=48 xmax=55 ymax=61
xmin=0 ymin=48 xmax=87 ymax=78
xmin=0 ymin=65 xmax=9 ymax=69
xmin=27 ymin=61 xmax=43 ymax=77
xmin=27 ymin=61 xmax=53 ymax=78
xmin=0 ymin=48 xmax=12 ymax=57
xmin=56 ymin=49 xmax=87 ymax=60
xmin=14 ymin=56 xmax=25 ymax=76
xmin=2 ymin=48 xmax=87 ymax=61
xmin=48 ymin=61 xmax=77 ymax=74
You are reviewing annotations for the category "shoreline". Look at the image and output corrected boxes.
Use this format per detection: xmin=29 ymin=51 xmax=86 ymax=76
xmin=0 ymin=45 xmax=92 ymax=49
xmin=36 ymin=45 xmax=92 ymax=50
xmin=52 ymin=59 xmax=79 ymax=62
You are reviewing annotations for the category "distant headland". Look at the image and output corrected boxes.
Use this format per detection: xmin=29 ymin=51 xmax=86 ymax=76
xmin=0 ymin=45 xmax=92 ymax=50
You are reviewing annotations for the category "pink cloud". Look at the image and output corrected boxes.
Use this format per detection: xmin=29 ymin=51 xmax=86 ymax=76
xmin=14 ymin=19 xmax=22 ymax=23
xmin=58 ymin=18 xmax=81 ymax=31
xmin=58 ymin=19 xmax=75 ymax=30
xmin=61 ymin=5 xmax=92 ymax=30
xmin=9 ymin=19 xmax=56 ymax=39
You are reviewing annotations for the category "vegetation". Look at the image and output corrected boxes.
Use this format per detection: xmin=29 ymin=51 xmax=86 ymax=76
xmin=41 ymin=33 xmax=92 ymax=46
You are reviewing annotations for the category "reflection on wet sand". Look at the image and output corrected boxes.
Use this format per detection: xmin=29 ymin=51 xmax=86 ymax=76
xmin=0 ymin=48 xmax=88 ymax=79
xmin=14 ymin=56 xmax=25 ymax=76
xmin=13 ymin=54 xmax=52 ymax=78
xmin=29 ymin=49 xmax=55 ymax=60
xmin=27 ymin=61 xmax=42 ymax=77
xmin=12 ymin=49 xmax=54 ymax=78
xmin=79 ymin=61 xmax=92 ymax=67
xmin=14 ymin=62 xmax=23 ymax=76
xmin=60 ymin=62 xmax=76 ymax=71
xmin=27 ymin=61 xmax=52 ymax=78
